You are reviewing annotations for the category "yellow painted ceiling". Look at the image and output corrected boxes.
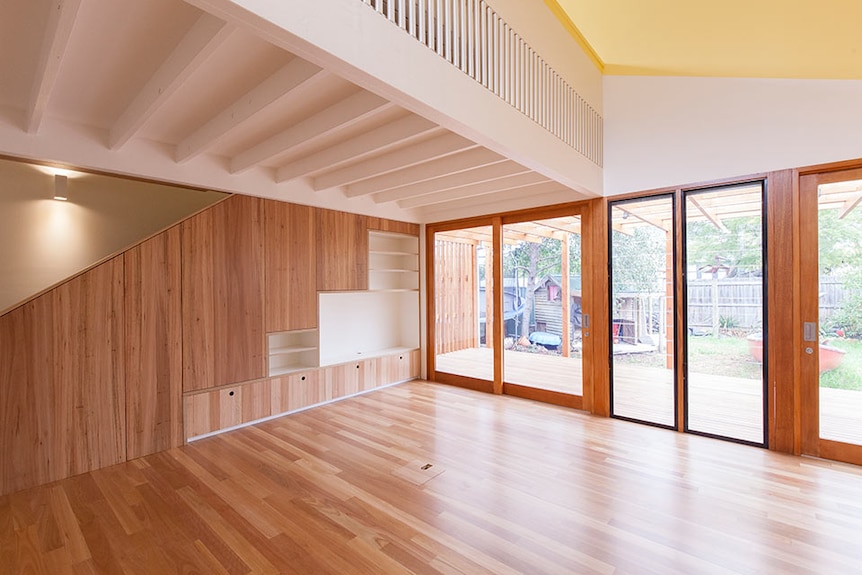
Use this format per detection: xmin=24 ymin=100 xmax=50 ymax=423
xmin=550 ymin=0 xmax=862 ymax=79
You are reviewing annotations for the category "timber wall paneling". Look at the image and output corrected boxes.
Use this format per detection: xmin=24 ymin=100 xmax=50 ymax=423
xmin=0 ymin=257 xmax=125 ymax=496
xmin=0 ymin=191 xmax=419 ymax=496
xmin=182 ymin=194 xmax=266 ymax=391
xmin=264 ymin=200 xmax=317 ymax=332
xmin=316 ymin=209 xmax=368 ymax=291
xmin=125 ymin=226 xmax=184 ymax=459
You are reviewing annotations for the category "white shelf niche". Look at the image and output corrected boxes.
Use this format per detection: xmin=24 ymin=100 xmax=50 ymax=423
xmin=267 ymin=328 xmax=319 ymax=376
xmin=368 ymin=230 xmax=419 ymax=291
xmin=318 ymin=290 xmax=419 ymax=366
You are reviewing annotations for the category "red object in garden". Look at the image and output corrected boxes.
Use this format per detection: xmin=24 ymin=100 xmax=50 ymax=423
xmin=746 ymin=332 xmax=845 ymax=373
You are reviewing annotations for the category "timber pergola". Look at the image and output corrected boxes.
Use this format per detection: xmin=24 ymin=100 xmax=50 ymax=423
xmin=434 ymin=216 xmax=582 ymax=358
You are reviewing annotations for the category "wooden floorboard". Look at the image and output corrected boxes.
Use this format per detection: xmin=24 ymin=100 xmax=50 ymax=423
xmin=3 ymin=381 xmax=862 ymax=574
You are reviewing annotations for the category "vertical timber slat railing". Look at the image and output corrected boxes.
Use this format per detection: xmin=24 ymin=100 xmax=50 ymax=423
xmin=359 ymin=0 xmax=603 ymax=166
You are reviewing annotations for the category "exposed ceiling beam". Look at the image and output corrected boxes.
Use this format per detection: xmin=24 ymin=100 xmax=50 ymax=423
xmin=344 ymin=147 xmax=506 ymax=197
xmin=27 ymin=0 xmax=81 ymax=134
xmin=370 ymin=161 xmax=531 ymax=203
xmin=312 ymin=132 xmax=476 ymax=190
xmin=229 ymin=90 xmax=391 ymax=174
xmin=109 ymin=13 xmax=233 ymax=150
xmin=398 ymin=172 xmax=550 ymax=208
xmin=176 ymin=58 xmax=325 ymax=163
xmin=421 ymin=182 xmax=567 ymax=219
xmin=275 ymin=114 xmax=438 ymax=183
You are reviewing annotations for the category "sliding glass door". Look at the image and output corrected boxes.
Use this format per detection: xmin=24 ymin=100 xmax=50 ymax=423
xmin=502 ymin=216 xmax=583 ymax=400
xmin=609 ymin=196 xmax=676 ymax=427
xmin=683 ymin=183 xmax=766 ymax=445
xmin=801 ymin=168 xmax=862 ymax=465
xmin=433 ymin=226 xmax=495 ymax=382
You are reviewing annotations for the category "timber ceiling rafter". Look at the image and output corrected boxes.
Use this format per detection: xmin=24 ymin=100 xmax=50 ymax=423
xmin=0 ymin=0 xmax=588 ymax=222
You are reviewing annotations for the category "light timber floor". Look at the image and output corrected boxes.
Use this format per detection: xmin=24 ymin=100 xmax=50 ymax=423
xmin=3 ymin=381 xmax=862 ymax=574
xmin=437 ymin=347 xmax=862 ymax=445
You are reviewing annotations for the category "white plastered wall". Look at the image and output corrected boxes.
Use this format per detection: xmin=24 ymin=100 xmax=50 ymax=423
xmin=0 ymin=158 xmax=225 ymax=313
xmin=603 ymin=76 xmax=862 ymax=195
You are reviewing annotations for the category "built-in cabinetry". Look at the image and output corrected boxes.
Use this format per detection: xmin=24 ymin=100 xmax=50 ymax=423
xmin=0 ymin=192 xmax=421 ymax=495
xmin=267 ymin=328 xmax=319 ymax=376
xmin=368 ymin=231 xmax=420 ymax=291
xmin=181 ymin=195 xmax=265 ymax=392
xmin=184 ymin=349 xmax=421 ymax=439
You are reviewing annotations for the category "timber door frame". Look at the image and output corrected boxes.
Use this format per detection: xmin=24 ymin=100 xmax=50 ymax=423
xmin=799 ymin=165 xmax=862 ymax=466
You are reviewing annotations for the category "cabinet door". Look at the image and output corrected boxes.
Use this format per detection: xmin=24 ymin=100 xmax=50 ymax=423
xmin=379 ymin=351 xmax=420 ymax=386
xmin=264 ymin=200 xmax=317 ymax=331
xmin=125 ymin=227 xmax=183 ymax=458
xmin=182 ymin=195 xmax=265 ymax=391
xmin=316 ymin=209 xmax=367 ymax=291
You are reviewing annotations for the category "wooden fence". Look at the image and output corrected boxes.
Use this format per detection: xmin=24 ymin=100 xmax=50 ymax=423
xmin=687 ymin=276 xmax=847 ymax=331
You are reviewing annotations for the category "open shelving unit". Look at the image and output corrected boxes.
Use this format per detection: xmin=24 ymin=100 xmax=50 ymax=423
xmin=267 ymin=328 xmax=319 ymax=376
xmin=368 ymin=231 xmax=419 ymax=291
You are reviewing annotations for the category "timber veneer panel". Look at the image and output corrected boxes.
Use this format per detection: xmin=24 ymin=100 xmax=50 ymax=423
xmin=182 ymin=195 xmax=265 ymax=391
xmin=125 ymin=227 xmax=183 ymax=459
xmin=316 ymin=208 xmax=368 ymax=291
xmin=182 ymin=349 xmax=419 ymax=440
xmin=367 ymin=216 xmax=420 ymax=236
xmin=54 ymin=259 xmax=126 ymax=476
xmin=0 ymin=257 xmax=125 ymax=496
xmin=264 ymin=200 xmax=317 ymax=332
xmin=0 ymin=298 xmax=54 ymax=495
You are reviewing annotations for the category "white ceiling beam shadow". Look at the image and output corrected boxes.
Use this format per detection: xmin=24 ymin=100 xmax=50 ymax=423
xmin=229 ymin=90 xmax=391 ymax=174
xmin=398 ymin=172 xmax=550 ymax=209
xmin=275 ymin=114 xmax=438 ymax=183
xmin=344 ymin=148 xmax=506 ymax=197
xmin=27 ymin=0 xmax=81 ymax=134
xmin=109 ymin=13 xmax=233 ymax=150
xmin=312 ymin=132 xmax=477 ymax=191
xmin=176 ymin=57 xmax=325 ymax=163
xmin=419 ymin=182 xmax=568 ymax=219
xmin=370 ymin=161 xmax=530 ymax=203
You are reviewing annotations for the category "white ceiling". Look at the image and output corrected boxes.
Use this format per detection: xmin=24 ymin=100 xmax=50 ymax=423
xmin=0 ymin=0 xmax=574 ymax=221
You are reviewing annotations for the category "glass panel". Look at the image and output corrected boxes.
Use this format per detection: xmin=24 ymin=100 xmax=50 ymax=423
xmin=610 ymin=196 xmax=675 ymax=426
xmin=502 ymin=216 xmax=582 ymax=395
xmin=817 ymin=179 xmax=862 ymax=446
xmin=684 ymin=183 xmax=765 ymax=444
xmin=433 ymin=226 xmax=495 ymax=380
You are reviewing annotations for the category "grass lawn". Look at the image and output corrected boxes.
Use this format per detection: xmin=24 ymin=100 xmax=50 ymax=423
xmin=615 ymin=334 xmax=862 ymax=389
xmin=820 ymin=338 xmax=862 ymax=391
xmin=614 ymin=334 xmax=762 ymax=379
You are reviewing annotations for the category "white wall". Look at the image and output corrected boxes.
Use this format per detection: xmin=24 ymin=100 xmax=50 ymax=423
xmin=0 ymin=158 xmax=225 ymax=313
xmin=603 ymin=76 xmax=862 ymax=195
xmin=318 ymin=291 xmax=420 ymax=365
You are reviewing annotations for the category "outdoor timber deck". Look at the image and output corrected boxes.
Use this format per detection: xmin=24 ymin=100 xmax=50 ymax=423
xmin=436 ymin=347 xmax=862 ymax=446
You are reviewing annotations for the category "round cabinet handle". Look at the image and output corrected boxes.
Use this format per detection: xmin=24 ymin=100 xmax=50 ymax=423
xmin=229 ymin=390 xmax=235 ymax=396
xmin=804 ymin=347 xmax=814 ymax=355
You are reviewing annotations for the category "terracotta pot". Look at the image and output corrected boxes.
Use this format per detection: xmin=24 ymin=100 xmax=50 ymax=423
xmin=746 ymin=332 xmax=845 ymax=372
